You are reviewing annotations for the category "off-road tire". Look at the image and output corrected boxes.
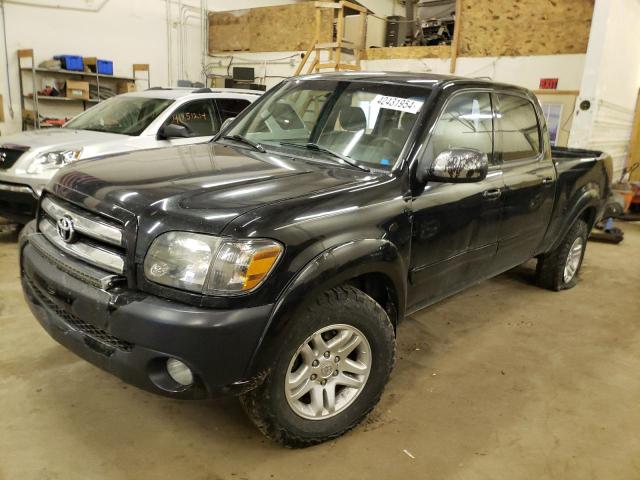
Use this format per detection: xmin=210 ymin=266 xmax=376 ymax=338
xmin=536 ymin=219 xmax=588 ymax=291
xmin=240 ymin=285 xmax=396 ymax=448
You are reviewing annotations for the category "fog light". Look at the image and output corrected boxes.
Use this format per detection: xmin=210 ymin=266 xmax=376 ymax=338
xmin=166 ymin=358 xmax=194 ymax=386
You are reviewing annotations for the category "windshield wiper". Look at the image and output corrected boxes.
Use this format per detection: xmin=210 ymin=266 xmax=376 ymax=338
xmin=222 ymin=134 xmax=266 ymax=153
xmin=280 ymin=142 xmax=369 ymax=172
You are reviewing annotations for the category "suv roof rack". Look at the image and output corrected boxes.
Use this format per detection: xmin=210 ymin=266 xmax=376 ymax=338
xmin=191 ymin=87 xmax=212 ymax=93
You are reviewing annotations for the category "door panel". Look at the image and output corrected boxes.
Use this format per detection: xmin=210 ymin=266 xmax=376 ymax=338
xmin=408 ymin=90 xmax=502 ymax=309
xmin=408 ymin=170 xmax=503 ymax=307
xmin=493 ymin=93 xmax=556 ymax=271
xmin=495 ymin=160 xmax=556 ymax=270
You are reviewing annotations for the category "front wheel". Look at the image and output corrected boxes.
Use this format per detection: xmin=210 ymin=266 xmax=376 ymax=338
xmin=240 ymin=285 xmax=396 ymax=447
xmin=536 ymin=219 xmax=588 ymax=291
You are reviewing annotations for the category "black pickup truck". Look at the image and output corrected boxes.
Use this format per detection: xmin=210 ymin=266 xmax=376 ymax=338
xmin=20 ymin=73 xmax=612 ymax=447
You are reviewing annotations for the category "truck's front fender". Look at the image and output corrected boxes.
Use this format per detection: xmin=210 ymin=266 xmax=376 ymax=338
xmin=244 ymin=238 xmax=407 ymax=378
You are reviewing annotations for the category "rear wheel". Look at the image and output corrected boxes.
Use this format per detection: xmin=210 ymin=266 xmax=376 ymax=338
xmin=536 ymin=219 xmax=588 ymax=291
xmin=240 ymin=285 xmax=395 ymax=447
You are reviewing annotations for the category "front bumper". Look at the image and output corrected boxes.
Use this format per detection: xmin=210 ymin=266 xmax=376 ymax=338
xmin=0 ymin=181 xmax=38 ymax=224
xmin=21 ymin=236 xmax=273 ymax=399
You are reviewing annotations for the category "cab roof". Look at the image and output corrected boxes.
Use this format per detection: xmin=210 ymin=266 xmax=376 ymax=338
xmin=294 ymin=71 xmax=530 ymax=95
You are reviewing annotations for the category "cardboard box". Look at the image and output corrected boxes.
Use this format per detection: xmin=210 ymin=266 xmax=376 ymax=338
xmin=66 ymin=80 xmax=90 ymax=100
xmin=117 ymin=81 xmax=136 ymax=94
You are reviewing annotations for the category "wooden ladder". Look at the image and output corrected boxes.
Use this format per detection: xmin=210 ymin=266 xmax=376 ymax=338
xmin=294 ymin=1 xmax=368 ymax=75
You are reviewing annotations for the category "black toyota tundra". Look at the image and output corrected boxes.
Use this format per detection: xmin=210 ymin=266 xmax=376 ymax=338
xmin=20 ymin=73 xmax=612 ymax=447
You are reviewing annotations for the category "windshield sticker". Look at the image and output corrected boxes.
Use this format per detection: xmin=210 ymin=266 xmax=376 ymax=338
xmin=373 ymin=95 xmax=423 ymax=114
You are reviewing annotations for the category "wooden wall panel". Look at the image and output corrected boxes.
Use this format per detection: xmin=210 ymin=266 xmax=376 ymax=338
xmin=210 ymin=0 xmax=594 ymax=57
xmin=459 ymin=0 xmax=594 ymax=56
xmin=208 ymin=3 xmax=332 ymax=53
xmin=365 ymin=45 xmax=450 ymax=60
xmin=208 ymin=11 xmax=250 ymax=52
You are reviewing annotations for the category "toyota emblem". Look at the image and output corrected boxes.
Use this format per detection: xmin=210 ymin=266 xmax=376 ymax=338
xmin=56 ymin=215 xmax=76 ymax=243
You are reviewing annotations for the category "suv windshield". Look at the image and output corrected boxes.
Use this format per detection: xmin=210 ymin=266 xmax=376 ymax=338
xmin=224 ymin=79 xmax=431 ymax=170
xmin=65 ymin=96 xmax=174 ymax=136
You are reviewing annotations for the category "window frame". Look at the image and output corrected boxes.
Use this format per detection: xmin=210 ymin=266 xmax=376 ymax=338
xmin=213 ymin=97 xmax=252 ymax=124
xmin=423 ymin=87 xmax=498 ymax=167
xmin=491 ymin=91 xmax=544 ymax=166
xmin=163 ymin=98 xmax=219 ymax=138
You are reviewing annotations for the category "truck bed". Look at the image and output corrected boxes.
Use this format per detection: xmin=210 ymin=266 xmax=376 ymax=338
xmin=539 ymin=146 xmax=613 ymax=253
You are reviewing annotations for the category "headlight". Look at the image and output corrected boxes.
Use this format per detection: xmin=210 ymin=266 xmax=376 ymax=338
xmin=143 ymin=231 xmax=283 ymax=295
xmin=27 ymin=149 xmax=82 ymax=174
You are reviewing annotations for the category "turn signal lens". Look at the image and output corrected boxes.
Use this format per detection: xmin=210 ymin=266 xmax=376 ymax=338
xmin=206 ymin=240 xmax=283 ymax=294
xmin=243 ymin=245 xmax=283 ymax=290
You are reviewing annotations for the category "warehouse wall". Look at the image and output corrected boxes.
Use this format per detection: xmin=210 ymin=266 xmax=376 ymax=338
xmin=364 ymin=55 xmax=586 ymax=91
xmin=0 ymin=0 xmax=169 ymax=135
xmin=568 ymin=0 xmax=640 ymax=174
xmin=0 ymin=0 xmax=299 ymax=135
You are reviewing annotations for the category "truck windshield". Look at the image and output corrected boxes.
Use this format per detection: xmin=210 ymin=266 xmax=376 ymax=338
xmin=65 ymin=96 xmax=174 ymax=136
xmin=225 ymin=80 xmax=431 ymax=170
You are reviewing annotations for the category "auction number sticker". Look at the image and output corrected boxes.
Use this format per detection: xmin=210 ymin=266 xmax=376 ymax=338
xmin=373 ymin=95 xmax=423 ymax=114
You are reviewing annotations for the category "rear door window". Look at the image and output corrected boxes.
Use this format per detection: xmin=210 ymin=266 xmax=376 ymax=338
xmin=495 ymin=94 xmax=541 ymax=162
xmin=216 ymin=98 xmax=251 ymax=122
xmin=167 ymin=100 xmax=219 ymax=137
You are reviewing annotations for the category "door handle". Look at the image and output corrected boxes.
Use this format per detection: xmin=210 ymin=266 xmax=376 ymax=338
xmin=541 ymin=177 xmax=554 ymax=185
xmin=483 ymin=188 xmax=502 ymax=200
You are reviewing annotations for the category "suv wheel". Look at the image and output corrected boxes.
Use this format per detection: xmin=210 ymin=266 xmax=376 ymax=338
xmin=536 ymin=219 xmax=588 ymax=291
xmin=240 ymin=285 xmax=395 ymax=447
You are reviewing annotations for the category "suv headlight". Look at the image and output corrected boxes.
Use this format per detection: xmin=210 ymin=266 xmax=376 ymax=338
xmin=27 ymin=149 xmax=82 ymax=174
xmin=143 ymin=231 xmax=283 ymax=295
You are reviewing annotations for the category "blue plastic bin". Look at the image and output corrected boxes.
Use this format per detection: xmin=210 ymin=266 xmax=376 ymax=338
xmin=54 ymin=55 xmax=84 ymax=71
xmin=96 ymin=59 xmax=113 ymax=75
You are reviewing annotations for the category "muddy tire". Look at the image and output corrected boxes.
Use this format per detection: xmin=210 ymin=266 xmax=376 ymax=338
xmin=536 ymin=219 xmax=588 ymax=291
xmin=240 ymin=285 xmax=395 ymax=448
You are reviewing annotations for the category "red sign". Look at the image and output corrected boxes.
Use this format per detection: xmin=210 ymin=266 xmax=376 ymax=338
xmin=539 ymin=78 xmax=559 ymax=89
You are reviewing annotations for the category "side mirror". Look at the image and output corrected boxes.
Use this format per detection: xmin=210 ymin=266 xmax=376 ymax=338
xmin=420 ymin=148 xmax=489 ymax=183
xmin=220 ymin=117 xmax=236 ymax=132
xmin=158 ymin=123 xmax=191 ymax=139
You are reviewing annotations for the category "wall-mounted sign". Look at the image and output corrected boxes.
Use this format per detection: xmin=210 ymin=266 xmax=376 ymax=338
xmin=539 ymin=78 xmax=559 ymax=89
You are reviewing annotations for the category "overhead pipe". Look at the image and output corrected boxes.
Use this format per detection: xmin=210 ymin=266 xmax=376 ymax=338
xmin=2 ymin=0 xmax=110 ymax=12
xmin=0 ymin=0 xmax=13 ymax=118
xmin=166 ymin=0 xmax=173 ymax=86
xmin=180 ymin=7 xmax=201 ymax=80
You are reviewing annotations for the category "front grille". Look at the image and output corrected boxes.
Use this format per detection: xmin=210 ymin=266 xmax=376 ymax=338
xmin=27 ymin=277 xmax=134 ymax=353
xmin=29 ymin=233 xmax=123 ymax=290
xmin=0 ymin=147 xmax=28 ymax=170
xmin=39 ymin=195 xmax=127 ymax=274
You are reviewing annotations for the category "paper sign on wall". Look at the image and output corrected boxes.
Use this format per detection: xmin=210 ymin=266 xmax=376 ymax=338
xmin=372 ymin=95 xmax=424 ymax=114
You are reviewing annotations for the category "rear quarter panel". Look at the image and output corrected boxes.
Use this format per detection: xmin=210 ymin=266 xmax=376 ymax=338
xmin=538 ymin=148 xmax=613 ymax=253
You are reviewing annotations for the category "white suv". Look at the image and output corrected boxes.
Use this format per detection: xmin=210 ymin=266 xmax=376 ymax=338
xmin=0 ymin=87 xmax=261 ymax=224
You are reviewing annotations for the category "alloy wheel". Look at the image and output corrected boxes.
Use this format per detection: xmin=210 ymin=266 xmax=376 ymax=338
xmin=563 ymin=237 xmax=584 ymax=283
xmin=285 ymin=324 xmax=372 ymax=420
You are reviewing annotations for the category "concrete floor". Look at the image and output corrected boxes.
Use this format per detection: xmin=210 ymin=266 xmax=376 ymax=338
xmin=1 ymin=222 xmax=639 ymax=480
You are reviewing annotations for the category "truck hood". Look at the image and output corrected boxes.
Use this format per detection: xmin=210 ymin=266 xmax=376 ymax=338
xmin=50 ymin=142 xmax=375 ymax=235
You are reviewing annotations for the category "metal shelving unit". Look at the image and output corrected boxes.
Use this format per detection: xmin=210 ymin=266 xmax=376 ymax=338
xmin=17 ymin=49 xmax=150 ymax=130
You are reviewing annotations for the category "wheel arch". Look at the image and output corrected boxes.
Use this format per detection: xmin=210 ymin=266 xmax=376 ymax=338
xmin=244 ymin=238 xmax=407 ymax=379
xmin=548 ymin=183 xmax=602 ymax=252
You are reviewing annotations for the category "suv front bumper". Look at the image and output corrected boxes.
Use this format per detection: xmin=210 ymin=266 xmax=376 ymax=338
xmin=21 ymin=236 xmax=272 ymax=399
xmin=0 ymin=182 xmax=38 ymax=224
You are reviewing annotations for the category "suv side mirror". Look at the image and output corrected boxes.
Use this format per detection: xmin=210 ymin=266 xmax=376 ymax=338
xmin=419 ymin=148 xmax=489 ymax=183
xmin=159 ymin=123 xmax=191 ymax=139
